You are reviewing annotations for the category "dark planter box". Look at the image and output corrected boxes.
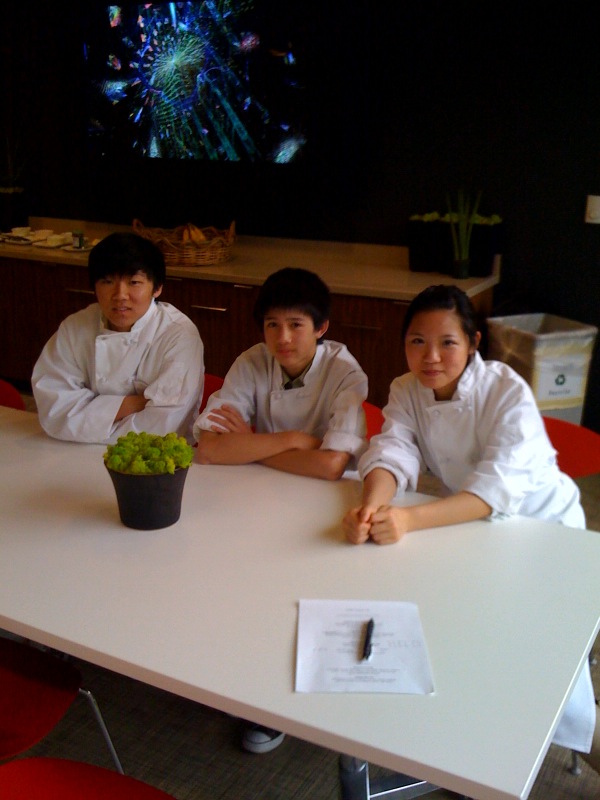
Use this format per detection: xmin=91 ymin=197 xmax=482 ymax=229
xmin=408 ymin=220 xmax=503 ymax=278
xmin=468 ymin=223 xmax=504 ymax=277
xmin=407 ymin=220 xmax=452 ymax=273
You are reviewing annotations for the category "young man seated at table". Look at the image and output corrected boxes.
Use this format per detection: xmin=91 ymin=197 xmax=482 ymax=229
xmin=193 ymin=266 xmax=368 ymax=753
xmin=32 ymin=232 xmax=204 ymax=445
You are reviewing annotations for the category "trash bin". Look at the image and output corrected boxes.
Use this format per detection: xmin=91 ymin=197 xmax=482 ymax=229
xmin=486 ymin=313 xmax=598 ymax=424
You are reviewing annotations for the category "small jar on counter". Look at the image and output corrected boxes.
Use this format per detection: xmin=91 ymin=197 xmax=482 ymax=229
xmin=72 ymin=231 xmax=85 ymax=249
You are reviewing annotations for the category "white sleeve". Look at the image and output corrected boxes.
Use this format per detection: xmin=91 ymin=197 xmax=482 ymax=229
xmin=193 ymin=352 xmax=257 ymax=440
xmin=32 ymin=321 xmax=123 ymax=443
xmin=320 ymin=366 xmax=368 ymax=459
xmin=357 ymin=377 xmax=423 ymax=491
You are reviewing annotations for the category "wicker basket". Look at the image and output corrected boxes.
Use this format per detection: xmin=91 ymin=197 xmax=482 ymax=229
xmin=132 ymin=219 xmax=235 ymax=267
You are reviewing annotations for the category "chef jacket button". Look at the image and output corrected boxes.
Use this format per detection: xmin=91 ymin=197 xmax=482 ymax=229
xmin=433 ymin=410 xmax=440 ymax=417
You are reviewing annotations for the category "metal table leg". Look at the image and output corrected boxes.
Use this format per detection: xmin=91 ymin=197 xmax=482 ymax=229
xmin=339 ymin=755 xmax=441 ymax=800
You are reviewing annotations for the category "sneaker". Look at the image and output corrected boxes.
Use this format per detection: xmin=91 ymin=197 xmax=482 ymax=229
xmin=242 ymin=724 xmax=285 ymax=754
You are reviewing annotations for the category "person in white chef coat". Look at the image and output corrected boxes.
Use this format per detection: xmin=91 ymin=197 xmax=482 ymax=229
xmin=194 ymin=266 xmax=367 ymax=481
xmin=343 ymin=283 xmax=599 ymax=771
xmin=32 ymin=232 xmax=204 ymax=445
xmin=194 ymin=266 xmax=367 ymax=756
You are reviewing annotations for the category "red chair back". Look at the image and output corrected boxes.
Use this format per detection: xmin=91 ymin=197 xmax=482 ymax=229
xmin=0 ymin=758 xmax=176 ymax=799
xmin=0 ymin=637 xmax=80 ymax=760
xmin=199 ymin=374 xmax=224 ymax=413
xmin=0 ymin=380 xmax=25 ymax=411
xmin=542 ymin=416 xmax=600 ymax=479
xmin=363 ymin=402 xmax=384 ymax=440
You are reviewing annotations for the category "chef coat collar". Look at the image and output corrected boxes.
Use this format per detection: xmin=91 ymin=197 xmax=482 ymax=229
xmin=99 ymin=298 xmax=159 ymax=335
xmin=416 ymin=351 xmax=484 ymax=405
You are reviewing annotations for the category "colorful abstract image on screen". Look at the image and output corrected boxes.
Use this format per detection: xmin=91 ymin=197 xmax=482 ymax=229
xmin=85 ymin=1 xmax=307 ymax=162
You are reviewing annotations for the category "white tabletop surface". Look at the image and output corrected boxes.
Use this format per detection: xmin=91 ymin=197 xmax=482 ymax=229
xmin=1 ymin=408 xmax=599 ymax=800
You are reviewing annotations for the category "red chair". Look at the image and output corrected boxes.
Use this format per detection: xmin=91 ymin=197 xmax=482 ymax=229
xmin=199 ymin=373 xmax=224 ymax=413
xmin=0 ymin=379 xmax=25 ymax=411
xmin=542 ymin=416 xmax=600 ymax=776
xmin=363 ymin=401 xmax=384 ymax=440
xmin=542 ymin=416 xmax=600 ymax=478
xmin=0 ymin=758 xmax=176 ymax=799
xmin=0 ymin=637 xmax=123 ymax=773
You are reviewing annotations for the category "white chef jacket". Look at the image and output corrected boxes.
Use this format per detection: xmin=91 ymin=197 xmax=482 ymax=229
xmin=360 ymin=352 xmax=584 ymax=526
xmin=193 ymin=340 xmax=368 ymax=465
xmin=359 ymin=352 xmax=594 ymax=751
xmin=32 ymin=301 xmax=204 ymax=444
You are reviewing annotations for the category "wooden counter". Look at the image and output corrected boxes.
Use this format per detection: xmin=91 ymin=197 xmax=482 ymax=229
xmin=1 ymin=218 xmax=500 ymax=406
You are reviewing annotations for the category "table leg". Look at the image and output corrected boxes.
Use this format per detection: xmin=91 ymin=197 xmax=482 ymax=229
xmin=339 ymin=754 xmax=441 ymax=799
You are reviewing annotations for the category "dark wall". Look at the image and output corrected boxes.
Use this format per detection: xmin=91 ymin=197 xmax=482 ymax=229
xmin=5 ymin=2 xmax=600 ymax=429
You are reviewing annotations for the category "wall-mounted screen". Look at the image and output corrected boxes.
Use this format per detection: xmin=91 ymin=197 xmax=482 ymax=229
xmin=85 ymin=1 xmax=307 ymax=163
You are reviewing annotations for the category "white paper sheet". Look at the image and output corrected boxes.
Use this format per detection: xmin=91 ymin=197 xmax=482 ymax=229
xmin=295 ymin=599 xmax=434 ymax=694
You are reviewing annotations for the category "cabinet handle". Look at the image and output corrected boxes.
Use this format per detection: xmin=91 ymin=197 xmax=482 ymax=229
xmin=338 ymin=322 xmax=382 ymax=332
xmin=190 ymin=304 xmax=228 ymax=313
xmin=233 ymin=284 xmax=253 ymax=290
xmin=65 ymin=288 xmax=95 ymax=296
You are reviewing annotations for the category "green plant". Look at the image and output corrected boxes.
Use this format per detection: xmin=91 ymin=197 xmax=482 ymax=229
xmin=103 ymin=431 xmax=194 ymax=475
xmin=445 ymin=189 xmax=482 ymax=263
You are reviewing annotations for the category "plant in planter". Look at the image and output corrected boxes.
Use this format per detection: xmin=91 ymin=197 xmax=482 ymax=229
xmin=104 ymin=431 xmax=194 ymax=530
xmin=445 ymin=189 xmax=481 ymax=278
xmin=408 ymin=192 xmax=503 ymax=278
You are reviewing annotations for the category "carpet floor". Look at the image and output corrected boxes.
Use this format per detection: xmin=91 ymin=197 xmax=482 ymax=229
xmin=8 ymin=641 xmax=598 ymax=800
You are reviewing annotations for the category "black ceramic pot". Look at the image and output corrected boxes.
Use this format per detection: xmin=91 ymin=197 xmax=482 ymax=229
xmin=106 ymin=467 xmax=189 ymax=530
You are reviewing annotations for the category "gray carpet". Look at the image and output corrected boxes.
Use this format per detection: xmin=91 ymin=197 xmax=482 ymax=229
xmin=12 ymin=647 xmax=600 ymax=799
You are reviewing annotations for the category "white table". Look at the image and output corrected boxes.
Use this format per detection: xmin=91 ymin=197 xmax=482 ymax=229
xmin=1 ymin=407 xmax=599 ymax=800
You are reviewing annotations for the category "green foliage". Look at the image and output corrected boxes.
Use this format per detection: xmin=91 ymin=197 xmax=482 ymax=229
xmin=103 ymin=431 xmax=194 ymax=475
xmin=445 ymin=189 xmax=482 ymax=262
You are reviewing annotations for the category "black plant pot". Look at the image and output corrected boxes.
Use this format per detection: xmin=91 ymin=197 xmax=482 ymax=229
xmin=106 ymin=467 xmax=189 ymax=530
xmin=468 ymin=223 xmax=504 ymax=277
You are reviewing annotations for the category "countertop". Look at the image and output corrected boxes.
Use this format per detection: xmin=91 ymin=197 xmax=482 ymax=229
xmin=0 ymin=217 xmax=500 ymax=302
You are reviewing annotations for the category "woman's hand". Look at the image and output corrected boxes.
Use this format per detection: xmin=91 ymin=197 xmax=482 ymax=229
xmin=343 ymin=504 xmax=412 ymax=545
xmin=342 ymin=505 xmax=377 ymax=544
xmin=368 ymin=505 xmax=411 ymax=545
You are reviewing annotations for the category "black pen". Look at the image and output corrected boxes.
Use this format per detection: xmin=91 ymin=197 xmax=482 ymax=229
xmin=362 ymin=618 xmax=375 ymax=661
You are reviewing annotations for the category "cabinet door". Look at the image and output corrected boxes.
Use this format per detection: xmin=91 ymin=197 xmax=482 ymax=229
xmin=181 ymin=280 xmax=260 ymax=377
xmin=1 ymin=258 xmax=43 ymax=381
xmin=328 ymin=294 xmax=407 ymax=408
xmin=52 ymin=263 xmax=96 ymax=321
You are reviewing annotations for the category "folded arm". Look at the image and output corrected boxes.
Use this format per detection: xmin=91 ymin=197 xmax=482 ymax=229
xmin=196 ymin=403 xmax=349 ymax=478
xmin=259 ymin=448 xmax=351 ymax=481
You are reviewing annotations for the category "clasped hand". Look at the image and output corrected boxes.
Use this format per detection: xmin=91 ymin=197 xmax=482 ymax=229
xmin=343 ymin=504 xmax=412 ymax=545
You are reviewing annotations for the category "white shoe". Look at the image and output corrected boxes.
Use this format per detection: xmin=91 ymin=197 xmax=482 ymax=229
xmin=242 ymin=724 xmax=285 ymax=754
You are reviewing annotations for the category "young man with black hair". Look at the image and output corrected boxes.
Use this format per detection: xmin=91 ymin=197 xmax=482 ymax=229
xmin=33 ymin=232 xmax=203 ymax=444
xmin=194 ymin=266 xmax=367 ymax=481
xmin=193 ymin=267 xmax=368 ymax=754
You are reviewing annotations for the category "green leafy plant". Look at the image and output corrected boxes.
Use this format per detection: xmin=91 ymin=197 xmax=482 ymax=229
xmin=104 ymin=431 xmax=194 ymax=475
xmin=444 ymin=189 xmax=482 ymax=263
